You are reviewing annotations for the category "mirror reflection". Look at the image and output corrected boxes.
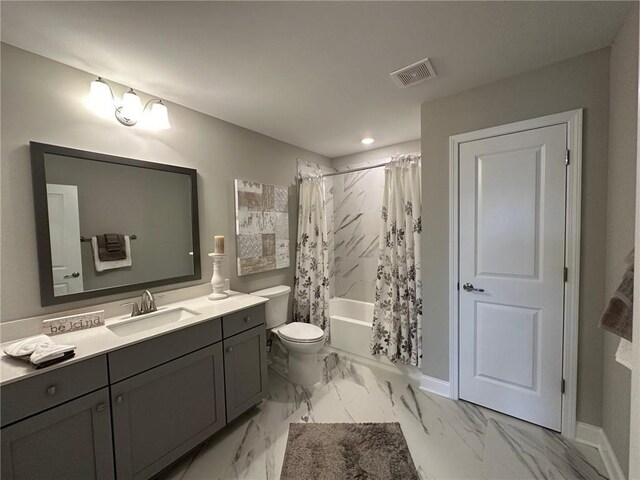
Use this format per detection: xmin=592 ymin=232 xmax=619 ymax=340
xmin=32 ymin=144 xmax=200 ymax=304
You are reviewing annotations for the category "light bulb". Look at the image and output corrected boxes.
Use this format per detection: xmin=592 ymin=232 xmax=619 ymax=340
xmin=361 ymin=137 xmax=375 ymax=145
xmin=119 ymin=89 xmax=142 ymax=123
xmin=87 ymin=77 xmax=113 ymax=118
xmin=147 ymin=101 xmax=171 ymax=130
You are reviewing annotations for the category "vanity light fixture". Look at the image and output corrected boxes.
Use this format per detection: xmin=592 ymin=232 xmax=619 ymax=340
xmin=361 ymin=137 xmax=375 ymax=145
xmin=88 ymin=77 xmax=171 ymax=130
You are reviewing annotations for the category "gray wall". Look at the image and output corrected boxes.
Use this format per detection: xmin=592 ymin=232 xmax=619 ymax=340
xmin=602 ymin=6 xmax=638 ymax=476
xmin=0 ymin=43 xmax=330 ymax=321
xmin=421 ymin=48 xmax=611 ymax=426
xmin=45 ymin=153 xmax=194 ymax=292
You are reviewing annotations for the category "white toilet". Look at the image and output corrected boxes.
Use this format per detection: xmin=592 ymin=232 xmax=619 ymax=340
xmin=250 ymin=285 xmax=326 ymax=385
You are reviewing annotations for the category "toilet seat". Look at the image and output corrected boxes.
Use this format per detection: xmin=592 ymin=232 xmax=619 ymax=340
xmin=276 ymin=322 xmax=325 ymax=343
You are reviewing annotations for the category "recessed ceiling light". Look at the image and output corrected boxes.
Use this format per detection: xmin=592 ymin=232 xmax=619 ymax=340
xmin=361 ymin=137 xmax=375 ymax=145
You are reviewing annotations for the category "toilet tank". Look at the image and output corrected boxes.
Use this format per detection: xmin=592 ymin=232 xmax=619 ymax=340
xmin=250 ymin=285 xmax=291 ymax=329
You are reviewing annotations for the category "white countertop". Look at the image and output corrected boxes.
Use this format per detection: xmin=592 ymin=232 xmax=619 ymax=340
xmin=0 ymin=291 xmax=268 ymax=387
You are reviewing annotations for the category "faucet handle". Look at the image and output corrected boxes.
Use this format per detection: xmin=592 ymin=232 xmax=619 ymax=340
xmin=120 ymin=302 xmax=141 ymax=317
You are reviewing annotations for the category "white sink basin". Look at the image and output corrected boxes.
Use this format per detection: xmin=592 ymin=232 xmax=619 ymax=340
xmin=107 ymin=307 xmax=200 ymax=337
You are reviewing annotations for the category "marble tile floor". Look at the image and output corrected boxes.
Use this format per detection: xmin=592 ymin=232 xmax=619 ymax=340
xmin=157 ymin=353 xmax=609 ymax=480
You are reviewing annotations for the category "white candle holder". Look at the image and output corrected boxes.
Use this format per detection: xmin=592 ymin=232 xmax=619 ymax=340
xmin=208 ymin=253 xmax=229 ymax=301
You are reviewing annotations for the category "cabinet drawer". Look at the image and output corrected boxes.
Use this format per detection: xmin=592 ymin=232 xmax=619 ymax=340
xmin=1 ymin=355 xmax=108 ymax=427
xmin=109 ymin=318 xmax=221 ymax=383
xmin=222 ymin=305 xmax=265 ymax=338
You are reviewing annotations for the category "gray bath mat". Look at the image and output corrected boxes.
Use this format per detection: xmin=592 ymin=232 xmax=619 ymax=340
xmin=280 ymin=422 xmax=419 ymax=480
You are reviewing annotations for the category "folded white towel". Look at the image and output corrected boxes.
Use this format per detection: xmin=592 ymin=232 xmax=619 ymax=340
xmin=615 ymin=338 xmax=633 ymax=370
xmin=3 ymin=334 xmax=52 ymax=357
xmin=31 ymin=343 xmax=76 ymax=366
xmin=4 ymin=334 xmax=75 ymax=367
xmin=92 ymin=235 xmax=132 ymax=272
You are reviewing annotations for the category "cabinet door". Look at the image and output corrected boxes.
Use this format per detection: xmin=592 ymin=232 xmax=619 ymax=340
xmin=1 ymin=388 xmax=114 ymax=480
xmin=111 ymin=343 xmax=225 ymax=480
xmin=224 ymin=325 xmax=268 ymax=422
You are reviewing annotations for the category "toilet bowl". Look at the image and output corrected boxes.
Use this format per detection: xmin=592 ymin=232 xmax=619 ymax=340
xmin=250 ymin=285 xmax=326 ymax=385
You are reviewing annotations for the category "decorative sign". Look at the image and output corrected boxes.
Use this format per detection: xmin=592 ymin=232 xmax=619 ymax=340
xmin=234 ymin=179 xmax=289 ymax=276
xmin=42 ymin=310 xmax=105 ymax=336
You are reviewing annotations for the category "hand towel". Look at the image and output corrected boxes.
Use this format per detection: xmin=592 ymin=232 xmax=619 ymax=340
xmin=97 ymin=234 xmax=127 ymax=260
xmin=3 ymin=334 xmax=52 ymax=358
xmin=3 ymin=334 xmax=76 ymax=368
xmin=92 ymin=236 xmax=132 ymax=272
xmin=615 ymin=338 xmax=632 ymax=370
xmin=104 ymin=233 xmax=123 ymax=252
xmin=600 ymin=249 xmax=633 ymax=341
xmin=31 ymin=342 xmax=76 ymax=366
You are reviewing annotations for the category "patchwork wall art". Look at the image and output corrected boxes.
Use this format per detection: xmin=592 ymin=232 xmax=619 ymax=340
xmin=234 ymin=179 xmax=290 ymax=276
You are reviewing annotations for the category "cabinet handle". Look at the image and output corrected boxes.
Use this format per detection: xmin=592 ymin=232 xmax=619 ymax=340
xmin=244 ymin=316 xmax=250 ymax=323
xmin=116 ymin=395 xmax=124 ymax=404
xmin=96 ymin=403 xmax=106 ymax=412
xmin=46 ymin=385 xmax=57 ymax=396
xmin=226 ymin=347 xmax=233 ymax=353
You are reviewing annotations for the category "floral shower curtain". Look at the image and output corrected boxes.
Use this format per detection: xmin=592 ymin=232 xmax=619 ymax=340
xmin=370 ymin=155 xmax=422 ymax=367
xmin=292 ymin=176 xmax=331 ymax=336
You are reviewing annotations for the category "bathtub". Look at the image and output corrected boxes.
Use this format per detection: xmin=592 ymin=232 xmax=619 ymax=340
xmin=328 ymin=297 xmax=420 ymax=377
xmin=328 ymin=297 xmax=375 ymax=359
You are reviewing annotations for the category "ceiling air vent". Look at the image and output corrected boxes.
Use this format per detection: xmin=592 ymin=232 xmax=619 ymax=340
xmin=390 ymin=58 xmax=437 ymax=87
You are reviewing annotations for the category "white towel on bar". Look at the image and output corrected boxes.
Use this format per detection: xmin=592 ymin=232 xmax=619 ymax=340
xmin=615 ymin=338 xmax=632 ymax=370
xmin=92 ymin=236 xmax=132 ymax=272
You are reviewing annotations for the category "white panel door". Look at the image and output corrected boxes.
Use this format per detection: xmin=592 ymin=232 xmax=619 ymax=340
xmin=47 ymin=184 xmax=83 ymax=295
xmin=458 ymin=124 xmax=567 ymax=431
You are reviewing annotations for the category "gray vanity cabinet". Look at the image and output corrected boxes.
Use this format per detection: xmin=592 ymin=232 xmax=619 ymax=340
xmin=223 ymin=324 xmax=268 ymax=422
xmin=110 ymin=343 xmax=226 ymax=480
xmin=1 ymin=387 xmax=114 ymax=480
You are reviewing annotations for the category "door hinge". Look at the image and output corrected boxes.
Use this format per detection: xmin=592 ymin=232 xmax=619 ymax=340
xmin=565 ymin=149 xmax=570 ymax=166
xmin=561 ymin=378 xmax=566 ymax=394
xmin=564 ymin=267 xmax=568 ymax=282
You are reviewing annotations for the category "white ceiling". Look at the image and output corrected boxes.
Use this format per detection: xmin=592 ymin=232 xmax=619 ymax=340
xmin=0 ymin=1 xmax=632 ymax=158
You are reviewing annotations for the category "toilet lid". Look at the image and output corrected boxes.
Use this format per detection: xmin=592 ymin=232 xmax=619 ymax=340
xmin=277 ymin=322 xmax=325 ymax=343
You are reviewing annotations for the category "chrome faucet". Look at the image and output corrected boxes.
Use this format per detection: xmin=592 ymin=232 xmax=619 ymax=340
xmin=140 ymin=290 xmax=158 ymax=314
xmin=121 ymin=290 xmax=159 ymax=317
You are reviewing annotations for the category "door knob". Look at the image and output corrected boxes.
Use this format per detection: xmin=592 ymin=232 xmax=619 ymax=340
xmin=463 ymin=283 xmax=484 ymax=293
xmin=63 ymin=272 xmax=80 ymax=278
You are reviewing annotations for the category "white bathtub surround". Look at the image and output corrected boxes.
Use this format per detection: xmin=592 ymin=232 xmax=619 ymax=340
xmin=158 ymin=352 xmax=609 ymax=480
xmin=292 ymin=177 xmax=330 ymax=336
xmin=333 ymin=162 xmax=385 ymax=302
xmin=370 ymin=154 xmax=422 ymax=367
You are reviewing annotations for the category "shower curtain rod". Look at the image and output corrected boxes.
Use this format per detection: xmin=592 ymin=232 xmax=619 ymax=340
xmin=320 ymin=162 xmax=388 ymax=178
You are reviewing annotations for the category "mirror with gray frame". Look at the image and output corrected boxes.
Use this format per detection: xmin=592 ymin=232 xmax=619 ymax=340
xmin=30 ymin=142 xmax=201 ymax=306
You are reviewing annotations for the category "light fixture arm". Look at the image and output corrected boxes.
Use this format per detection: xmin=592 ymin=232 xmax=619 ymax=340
xmin=96 ymin=77 xmax=117 ymax=104
xmin=90 ymin=76 xmax=170 ymax=129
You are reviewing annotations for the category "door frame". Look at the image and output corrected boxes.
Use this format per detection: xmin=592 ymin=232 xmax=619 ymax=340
xmin=448 ymin=109 xmax=583 ymax=437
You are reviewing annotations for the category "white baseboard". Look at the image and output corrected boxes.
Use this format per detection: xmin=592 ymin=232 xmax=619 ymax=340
xmin=419 ymin=375 xmax=451 ymax=398
xmin=575 ymin=422 xmax=626 ymax=480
